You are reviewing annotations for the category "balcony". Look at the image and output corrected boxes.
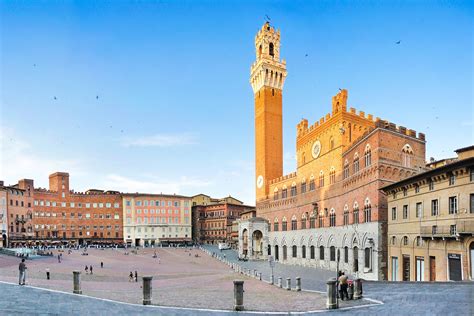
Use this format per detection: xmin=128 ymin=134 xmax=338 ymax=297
xmin=420 ymin=219 xmax=474 ymax=239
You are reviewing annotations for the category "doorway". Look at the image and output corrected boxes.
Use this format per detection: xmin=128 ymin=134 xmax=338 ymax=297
xmin=283 ymin=245 xmax=287 ymax=260
xmin=274 ymin=245 xmax=279 ymax=261
xmin=448 ymin=253 xmax=462 ymax=281
xmin=391 ymin=256 xmax=399 ymax=281
xmin=416 ymin=257 xmax=424 ymax=281
xmin=353 ymin=247 xmax=359 ymax=272
xmin=429 ymin=256 xmax=436 ymax=281
xmin=403 ymin=255 xmax=410 ymax=281
xmin=470 ymin=243 xmax=474 ymax=280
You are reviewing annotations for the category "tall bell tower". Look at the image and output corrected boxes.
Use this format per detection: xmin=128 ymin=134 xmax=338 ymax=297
xmin=250 ymin=22 xmax=287 ymax=201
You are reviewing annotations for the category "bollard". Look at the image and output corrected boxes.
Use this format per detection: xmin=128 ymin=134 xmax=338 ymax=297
xmin=354 ymin=278 xmax=363 ymax=299
xmin=295 ymin=277 xmax=301 ymax=291
xmin=73 ymin=270 xmax=82 ymax=294
xmin=270 ymin=274 xmax=274 ymax=285
xmin=286 ymin=278 xmax=291 ymax=290
xmin=142 ymin=276 xmax=153 ymax=305
xmin=258 ymin=272 xmax=262 ymax=281
xmin=278 ymin=277 xmax=282 ymax=288
xmin=252 ymin=269 xmax=256 ymax=277
xmin=46 ymin=268 xmax=50 ymax=280
xmin=233 ymin=280 xmax=244 ymax=311
xmin=326 ymin=277 xmax=338 ymax=309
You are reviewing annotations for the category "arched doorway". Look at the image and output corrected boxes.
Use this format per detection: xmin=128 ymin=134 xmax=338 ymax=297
xmin=252 ymin=230 xmax=263 ymax=256
xmin=353 ymin=247 xmax=359 ymax=272
xmin=242 ymin=229 xmax=248 ymax=256
xmin=274 ymin=245 xmax=279 ymax=260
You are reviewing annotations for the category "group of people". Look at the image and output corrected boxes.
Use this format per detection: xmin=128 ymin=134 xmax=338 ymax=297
xmin=129 ymin=271 xmax=138 ymax=282
xmin=337 ymin=271 xmax=352 ymax=300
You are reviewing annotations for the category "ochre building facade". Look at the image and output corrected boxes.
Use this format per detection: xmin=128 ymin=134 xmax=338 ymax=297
xmin=383 ymin=146 xmax=474 ymax=281
xmin=241 ymin=22 xmax=427 ymax=280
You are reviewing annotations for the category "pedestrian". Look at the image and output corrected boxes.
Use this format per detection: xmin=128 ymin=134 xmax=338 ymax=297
xmin=129 ymin=271 xmax=134 ymax=282
xmin=89 ymin=265 xmax=93 ymax=274
xmin=18 ymin=258 xmax=27 ymax=285
xmin=338 ymin=272 xmax=349 ymax=300
xmin=85 ymin=265 xmax=89 ymax=274
xmin=46 ymin=267 xmax=50 ymax=280
xmin=101 ymin=261 xmax=104 ymax=268
xmin=134 ymin=270 xmax=138 ymax=282
xmin=57 ymin=254 xmax=61 ymax=263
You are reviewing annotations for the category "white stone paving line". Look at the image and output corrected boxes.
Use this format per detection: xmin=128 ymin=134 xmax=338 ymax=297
xmin=0 ymin=279 xmax=384 ymax=314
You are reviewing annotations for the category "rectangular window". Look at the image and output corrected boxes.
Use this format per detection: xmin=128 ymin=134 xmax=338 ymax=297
xmin=428 ymin=180 xmax=434 ymax=191
xmin=449 ymin=174 xmax=456 ymax=186
xmin=449 ymin=196 xmax=458 ymax=214
xmin=431 ymin=199 xmax=439 ymax=216
xmin=392 ymin=207 xmax=397 ymax=220
xmin=470 ymin=194 xmax=474 ymax=214
xmin=301 ymin=182 xmax=306 ymax=193
xmin=61 ymin=202 xmax=66 ymax=207
xmin=470 ymin=168 xmax=474 ymax=182
xmin=126 ymin=200 xmax=131 ymax=207
xmin=415 ymin=185 xmax=419 ymax=193
xmin=70 ymin=202 xmax=75 ymax=207
xmin=450 ymin=224 xmax=457 ymax=235
xmin=282 ymin=221 xmax=287 ymax=231
xmin=365 ymin=248 xmax=371 ymax=269
xmin=416 ymin=202 xmax=422 ymax=218
xmin=403 ymin=205 xmax=408 ymax=219
xmin=309 ymin=180 xmax=315 ymax=191
xmin=309 ymin=217 xmax=315 ymax=229
xmin=106 ymin=203 xmax=111 ymax=208
xmin=432 ymin=225 xmax=438 ymax=234
xmin=290 ymin=186 xmax=297 ymax=197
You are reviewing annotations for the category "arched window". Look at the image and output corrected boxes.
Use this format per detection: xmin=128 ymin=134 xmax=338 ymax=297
xmin=292 ymin=245 xmax=297 ymax=258
xmin=343 ymin=205 xmax=349 ymax=225
xmin=309 ymin=214 xmax=316 ymax=228
xmin=391 ymin=236 xmax=396 ymax=245
xmin=309 ymin=175 xmax=316 ymax=191
xmin=364 ymin=247 xmax=371 ymax=269
xmin=403 ymin=236 xmax=408 ymax=246
xmin=301 ymin=179 xmax=307 ymax=193
xmin=402 ymin=144 xmax=414 ymax=168
xmin=364 ymin=144 xmax=372 ymax=167
xmin=282 ymin=217 xmax=288 ymax=231
xmin=281 ymin=186 xmax=288 ymax=199
xmin=330 ymin=246 xmax=336 ymax=261
xmin=329 ymin=167 xmax=336 ymax=184
xmin=290 ymin=182 xmax=297 ymax=197
xmin=273 ymin=187 xmax=279 ymax=200
xmin=310 ymin=245 xmax=315 ymax=259
xmin=273 ymin=217 xmax=279 ymax=232
xmin=319 ymin=246 xmax=325 ymax=260
xmin=415 ymin=236 xmax=423 ymax=247
xmin=344 ymin=246 xmax=349 ymax=263
xmin=343 ymin=160 xmax=350 ymax=179
xmin=302 ymin=245 xmax=306 ymax=258
xmin=269 ymin=42 xmax=274 ymax=56
xmin=364 ymin=198 xmax=372 ymax=222
xmin=329 ymin=208 xmax=336 ymax=227
xmin=319 ymin=170 xmax=325 ymax=187
xmin=283 ymin=245 xmax=287 ymax=260
xmin=301 ymin=213 xmax=307 ymax=229
xmin=353 ymin=202 xmax=359 ymax=224
xmin=353 ymin=153 xmax=360 ymax=173
xmin=291 ymin=215 xmax=297 ymax=230
xmin=318 ymin=210 xmax=325 ymax=227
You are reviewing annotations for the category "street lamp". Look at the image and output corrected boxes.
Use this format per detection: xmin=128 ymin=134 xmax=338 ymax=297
xmin=336 ymin=248 xmax=341 ymax=306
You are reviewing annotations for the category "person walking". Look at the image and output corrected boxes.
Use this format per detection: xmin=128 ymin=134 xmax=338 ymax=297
xmin=57 ymin=254 xmax=61 ymax=263
xmin=100 ymin=261 xmax=104 ymax=268
xmin=134 ymin=271 xmax=138 ymax=282
xmin=46 ymin=267 xmax=50 ymax=280
xmin=18 ymin=259 xmax=27 ymax=285
xmin=338 ymin=272 xmax=349 ymax=300
xmin=89 ymin=265 xmax=93 ymax=275
xmin=129 ymin=271 xmax=134 ymax=282
xmin=85 ymin=265 xmax=89 ymax=274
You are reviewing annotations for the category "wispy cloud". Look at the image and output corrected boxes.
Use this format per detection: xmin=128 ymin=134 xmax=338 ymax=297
xmin=120 ymin=133 xmax=198 ymax=147
xmin=101 ymin=174 xmax=212 ymax=194
xmin=0 ymin=126 xmax=84 ymax=185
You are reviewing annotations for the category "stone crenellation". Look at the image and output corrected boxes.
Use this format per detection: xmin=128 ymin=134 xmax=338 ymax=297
xmin=269 ymin=172 xmax=297 ymax=185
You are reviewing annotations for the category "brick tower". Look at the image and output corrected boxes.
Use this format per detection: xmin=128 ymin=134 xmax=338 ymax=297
xmin=250 ymin=22 xmax=287 ymax=201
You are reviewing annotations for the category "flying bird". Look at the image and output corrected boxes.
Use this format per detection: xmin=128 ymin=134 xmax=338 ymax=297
xmin=53 ymin=96 xmax=57 ymax=100
xmin=96 ymin=95 xmax=99 ymax=100
xmin=395 ymin=40 xmax=401 ymax=44
xmin=265 ymin=15 xmax=271 ymax=21
xmin=33 ymin=64 xmax=36 ymax=67
xmin=305 ymin=54 xmax=308 ymax=57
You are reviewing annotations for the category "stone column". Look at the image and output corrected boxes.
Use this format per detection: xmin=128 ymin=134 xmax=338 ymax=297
xmin=286 ymin=278 xmax=291 ymax=290
xmin=326 ymin=277 xmax=338 ymax=309
xmin=142 ymin=276 xmax=153 ymax=305
xmin=73 ymin=270 xmax=82 ymax=294
xmin=233 ymin=280 xmax=244 ymax=311
xmin=270 ymin=274 xmax=274 ymax=285
xmin=278 ymin=277 xmax=282 ymax=288
xmin=295 ymin=277 xmax=301 ymax=291
xmin=354 ymin=278 xmax=363 ymax=299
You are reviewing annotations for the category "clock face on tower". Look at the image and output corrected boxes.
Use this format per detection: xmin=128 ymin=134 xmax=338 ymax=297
xmin=257 ymin=175 xmax=264 ymax=189
xmin=311 ymin=140 xmax=322 ymax=159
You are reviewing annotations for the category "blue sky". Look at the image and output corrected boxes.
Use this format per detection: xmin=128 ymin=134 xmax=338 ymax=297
xmin=1 ymin=1 xmax=472 ymax=205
